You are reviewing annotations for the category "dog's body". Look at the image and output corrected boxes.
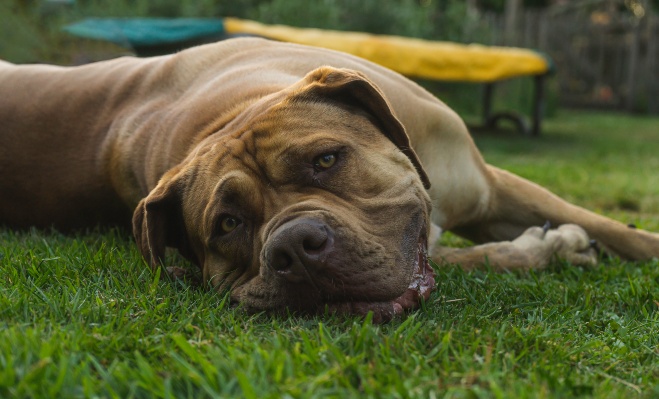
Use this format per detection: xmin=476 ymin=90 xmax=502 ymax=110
xmin=1 ymin=38 xmax=657 ymax=320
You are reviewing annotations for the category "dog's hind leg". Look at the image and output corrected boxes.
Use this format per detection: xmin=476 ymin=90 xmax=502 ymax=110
xmin=449 ymin=166 xmax=659 ymax=261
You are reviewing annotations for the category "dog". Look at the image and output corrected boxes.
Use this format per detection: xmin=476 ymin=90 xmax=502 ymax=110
xmin=1 ymin=38 xmax=657 ymax=322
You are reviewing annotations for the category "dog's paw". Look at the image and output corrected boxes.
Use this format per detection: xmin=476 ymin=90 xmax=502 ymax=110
xmin=547 ymin=224 xmax=599 ymax=267
xmin=514 ymin=224 xmax=598 ymax=267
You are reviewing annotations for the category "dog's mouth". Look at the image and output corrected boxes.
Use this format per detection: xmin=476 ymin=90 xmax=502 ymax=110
xmin=323 ymin=232 xmax=436 ymax=323
xmin=230 ymin=226 xmax=436 ymax=323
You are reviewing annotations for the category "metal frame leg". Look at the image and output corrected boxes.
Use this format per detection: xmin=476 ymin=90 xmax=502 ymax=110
xmin=531 ymin=74 xmax=546 ymax=136
xmin=475 ymin=74 xmax=547 ymax=136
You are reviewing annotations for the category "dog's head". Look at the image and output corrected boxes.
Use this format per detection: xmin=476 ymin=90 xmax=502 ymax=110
xmin=132 ymin=67 xmax=434 ymax=322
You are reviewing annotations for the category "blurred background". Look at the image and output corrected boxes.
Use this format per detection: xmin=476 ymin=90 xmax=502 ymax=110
xmin=0 ymin=0 xmax=657 ymax=118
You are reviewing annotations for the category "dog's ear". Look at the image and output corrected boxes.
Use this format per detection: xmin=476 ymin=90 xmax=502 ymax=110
xmin=294 ymin=67 xmax=430 ymax=189
xmin=132 ymin=168 xmax=199 ymax=270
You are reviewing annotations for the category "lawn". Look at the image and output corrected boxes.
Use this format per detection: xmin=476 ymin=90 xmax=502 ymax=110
xmin=1 ymin=111 xmax=658 ymax=398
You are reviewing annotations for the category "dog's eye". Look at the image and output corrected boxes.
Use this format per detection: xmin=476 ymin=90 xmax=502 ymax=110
xmin=313 ymin=152 xmax=338 ymax=170
xmin=219 ymin=215 xmax=241 ymax=234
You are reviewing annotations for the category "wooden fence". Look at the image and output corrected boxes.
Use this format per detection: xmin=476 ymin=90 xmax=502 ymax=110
xmin=477 ymin=2 xmax=658 ymax=114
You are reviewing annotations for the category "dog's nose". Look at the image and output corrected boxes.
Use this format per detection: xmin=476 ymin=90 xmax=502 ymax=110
xmin=265 ymin=218 xmax=334 ymax=283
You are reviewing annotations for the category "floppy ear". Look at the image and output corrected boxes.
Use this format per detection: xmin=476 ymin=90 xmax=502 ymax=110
xmin=132 ymin=168 xmax=199 ymax=270
xmin=293 ymin=67 xmax=431 ymax=189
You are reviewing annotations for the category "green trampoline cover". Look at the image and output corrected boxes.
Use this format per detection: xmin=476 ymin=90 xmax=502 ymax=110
xmin=64 ymin=18 xmax=225 ymax=48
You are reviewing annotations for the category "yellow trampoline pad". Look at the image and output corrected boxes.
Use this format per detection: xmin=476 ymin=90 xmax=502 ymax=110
xmin=224 ymin=18 xmax=551 ymax=83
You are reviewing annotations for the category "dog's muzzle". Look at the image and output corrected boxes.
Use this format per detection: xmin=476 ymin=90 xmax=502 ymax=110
xmin=257 ymin=216 xmax=435 ymax=322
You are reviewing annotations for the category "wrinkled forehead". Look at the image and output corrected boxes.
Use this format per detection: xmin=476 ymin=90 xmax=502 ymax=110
xmin=187 ymin=97 xmax=401 ymax=193
xmin=206 ymin=167 xmax=265 ymax=218
xmin=249 ymin=100 xmax=391 ymax=169
xmin=253 ymin=97 xmax=383 ymax=140
xmin=179 ymin=154 xmax=258 ymax=225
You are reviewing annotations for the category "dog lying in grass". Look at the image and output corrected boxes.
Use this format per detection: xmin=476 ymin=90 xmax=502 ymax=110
xmin=1 ymin=38 xmax=657 ymax=322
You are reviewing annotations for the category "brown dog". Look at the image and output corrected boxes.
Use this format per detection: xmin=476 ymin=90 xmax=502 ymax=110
xmin=1 ymin=38 xmax=657 ymax=321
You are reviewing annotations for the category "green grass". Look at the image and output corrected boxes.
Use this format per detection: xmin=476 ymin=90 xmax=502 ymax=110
xmin=2 ymin=111 xmax=659 ymax=398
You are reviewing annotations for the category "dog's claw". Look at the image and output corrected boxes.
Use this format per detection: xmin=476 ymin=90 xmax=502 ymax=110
xmin=542 ymin=220 xmax=552 ymax=233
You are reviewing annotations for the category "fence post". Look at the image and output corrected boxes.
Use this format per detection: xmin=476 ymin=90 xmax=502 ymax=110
xmin=626 ymin=17 xmax=641 ymax=112
xmin=504 ymin=0 xmax=521 ymax=46
xmin=646 ymin=8 xmax=657 ymax=114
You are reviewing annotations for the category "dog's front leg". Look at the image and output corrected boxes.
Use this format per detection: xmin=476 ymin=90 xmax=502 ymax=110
xmin=433 ymin=224 xmax=597 ymax=271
